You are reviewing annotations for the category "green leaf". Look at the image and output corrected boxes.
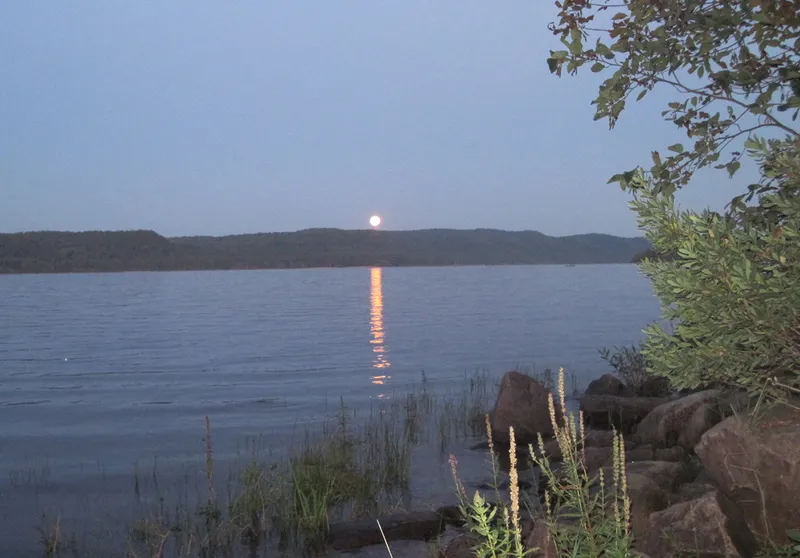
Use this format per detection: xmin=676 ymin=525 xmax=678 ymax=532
xmin=668 ymin=143 xmax=685 ymax=153
xmin=652 ymin=151 xmax=662 ymax=166
xmin=591 ymin=62 xmax=605 ymax=73
xmin=547 ymin=58 xmax=559 ymax=74
xmin=595 ymin=42 xmax=614 ymax=59
xmin=787 ymin=529 xmax=800 ymax=543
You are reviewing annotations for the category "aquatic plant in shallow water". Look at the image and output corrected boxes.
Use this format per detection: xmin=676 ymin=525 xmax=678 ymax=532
xmin=27 ymin=368 xmax=498 ymax=557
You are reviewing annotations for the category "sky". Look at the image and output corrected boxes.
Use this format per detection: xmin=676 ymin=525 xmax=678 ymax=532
xmin=1 ymin=1 xmax=752 ymax=238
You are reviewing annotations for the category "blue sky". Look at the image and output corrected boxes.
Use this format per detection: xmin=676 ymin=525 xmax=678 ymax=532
xmin=1 ymin=1 xmax=749 ymax=237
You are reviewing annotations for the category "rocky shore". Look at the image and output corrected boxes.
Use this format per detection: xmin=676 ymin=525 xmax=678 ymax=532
xmin=326 ymin=371 xmax=800 ymax=558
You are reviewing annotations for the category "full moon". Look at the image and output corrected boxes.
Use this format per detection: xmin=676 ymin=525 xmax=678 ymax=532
xmin=369 ymin=215 xmax=381 ymax=228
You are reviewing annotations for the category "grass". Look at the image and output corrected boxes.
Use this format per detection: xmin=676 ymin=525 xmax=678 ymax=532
xmin=24 ymin=368 xmax=502 ymax=557
xmin=18 ymin=365 xmax=594 ymax=558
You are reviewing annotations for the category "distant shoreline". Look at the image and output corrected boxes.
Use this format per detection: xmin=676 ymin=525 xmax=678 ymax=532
xmin=0 ymin=228 xmax=650 ymax=275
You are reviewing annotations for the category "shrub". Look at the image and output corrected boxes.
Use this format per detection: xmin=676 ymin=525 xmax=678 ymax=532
xmin=451 ymin=368 xmax=632 ymax=558
xmin=599 ymin=344 xmax=651 ymax=392
xmin=545 ymin=0 xmax=800 ymax=402
xmin=632 ymin=140 xmax=800 ymax=400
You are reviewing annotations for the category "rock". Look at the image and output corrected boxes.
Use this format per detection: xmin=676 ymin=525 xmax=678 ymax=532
xmin=536 ymin=429 xmax=617 ymax=461
xmin=584 ymin=446 xmax=614 ymax=473
xmin=691 ymin=467 xmax=714 ymax=485
xmin=653 ymin=446 xmax=687 ymax=462
xmin=633 ymin=390 xmax=720 ymax=450
xmin=580 ymin=395 xmax=668 ymax=433
xmin=637 ymin=376 xmax=671 ymax=398
xmin=327 ymin=511 xmax=445 ymax=551
xmin=442 ymin=532 xmax=477 ymax=558
xmin=539 ymin=437 xmax=563 ymax=460
xmin=600 ymin=461 xmax=692 ymax=493
xmin=526 ymin=522 xmax=557 ymax=558
xmin=672 ymin=482 xmax=715 ymax=505
xmin=435 ymin=505 xmax=465 ymax=527
xmin=626 ymin=473 xmax=670 ymax=542
xmin=625 ymin=444 xmax=656 ymax=462
xmin=587 ymin=471 xmax=669 ymax=543
xmin=643 ymin=491 xmax=757 ymax=558
xmin=680 ymin=402 xmax=720 ymax=449
xmin=586 ymin=374 xmax=632 ymax=397
xmin=585 ymin=429 xmax=616 ymax=447
xmin=600 ymin=445 xmax=654 ymax=468
xmin=695 ymin=405 xmax=800 ymax=543
xmin=491 ymin=371 xmax=558 ymax=445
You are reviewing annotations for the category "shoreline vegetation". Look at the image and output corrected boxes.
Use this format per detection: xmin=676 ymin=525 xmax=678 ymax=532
xmin=23 ymin=356 xmax=800 ymax=558
xmin=0 ymin=229 xmax=650 ymax=274
xmin=27 ymin=368 xmax=503 ymax=557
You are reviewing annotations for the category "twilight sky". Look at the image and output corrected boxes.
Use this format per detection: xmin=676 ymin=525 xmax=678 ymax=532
xmin=1 ymin=1 xmax=750 ymax=237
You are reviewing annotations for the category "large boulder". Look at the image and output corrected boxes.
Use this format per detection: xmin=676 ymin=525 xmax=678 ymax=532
xmin=580 ymin=395 xmax=669 ymax=433
xmin=634 ymin=390 xmax=721 ymax=450
xmin=491 ymin=371 xmax=558 ymax=445
xmin=643 ymin=491 xmax=757 ymax=558
xmin=588 ymin=473 xmax=669 ymax=543
xmin=600 ymin=461 xmax=693 ymax=493
xmin=695 ymin=405 xmax=800 ymax=544
xmin=585 ymin=374 xmax=633 ymax=397
xmin=442 ymin=532 xmax=478 ymax=558
xmin=525 ymin=521 xmax=557 ymax=558
xmin=626 ymin=474 xmax=670 ymax=543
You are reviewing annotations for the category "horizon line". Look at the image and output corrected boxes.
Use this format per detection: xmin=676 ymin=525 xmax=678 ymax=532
xmin=0 ymin=227 xmax=648 ymax=240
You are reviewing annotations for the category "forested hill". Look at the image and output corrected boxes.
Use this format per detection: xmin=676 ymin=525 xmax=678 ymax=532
xmin=0 ymin=229 xmax=650 ymax=274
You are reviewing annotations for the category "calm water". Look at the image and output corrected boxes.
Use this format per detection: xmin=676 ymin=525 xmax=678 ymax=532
xmin=0 ymin=264 xmax=660 ymax=555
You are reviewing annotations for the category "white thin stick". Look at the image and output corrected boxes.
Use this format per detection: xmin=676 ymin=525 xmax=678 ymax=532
xmin=376 ymin=519 xmax=394 ymax=558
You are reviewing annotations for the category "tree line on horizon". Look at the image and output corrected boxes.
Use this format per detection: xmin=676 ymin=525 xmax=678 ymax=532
xmin=0 ymin=228 xmax=650 ymax=274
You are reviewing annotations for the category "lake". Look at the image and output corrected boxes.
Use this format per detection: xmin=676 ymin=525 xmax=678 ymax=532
xmin=0 ymin=264 xmax=661 ymax=556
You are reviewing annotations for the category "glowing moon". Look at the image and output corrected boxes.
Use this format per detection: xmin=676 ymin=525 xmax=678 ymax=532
xmin=369 ymin=215 xmax=381 ymax=228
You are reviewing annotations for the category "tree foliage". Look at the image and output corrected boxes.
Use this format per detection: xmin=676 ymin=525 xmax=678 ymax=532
xmin=633 ymin=141 xmax=800 ymax=398
xmin=547 ymin=0 xmax=800 ymax=399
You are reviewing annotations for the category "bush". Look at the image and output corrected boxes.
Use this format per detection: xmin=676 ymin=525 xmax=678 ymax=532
xmin=545 ymin=0 xmax=800 ymax=403
xmin=451 ymin=368 xmax=632 ymax=558
xmin=599 ymin=344 xmax=652 ymax=392
xmin=631 ymin=139 xmax=800 ymax=401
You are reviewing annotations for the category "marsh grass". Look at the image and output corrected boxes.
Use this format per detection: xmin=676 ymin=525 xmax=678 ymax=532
xmin=29 ymin=368 xmax=499 ymax=557
xmin=450 ymin=367 xmax=632 ymax=558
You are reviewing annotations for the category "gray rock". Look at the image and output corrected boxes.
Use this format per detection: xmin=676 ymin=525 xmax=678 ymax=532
xmin=633 ymin=390 xmax=720 ymax=450
xmin=327 ymin=511 xmax=445 ymax=551
xmin=580 ymin=395 xmax=668 ymax=433
xmin=695 ymin=406 xmax=800 ymax=544
xmin=643 ymin=491 xmax=757 ymax=558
